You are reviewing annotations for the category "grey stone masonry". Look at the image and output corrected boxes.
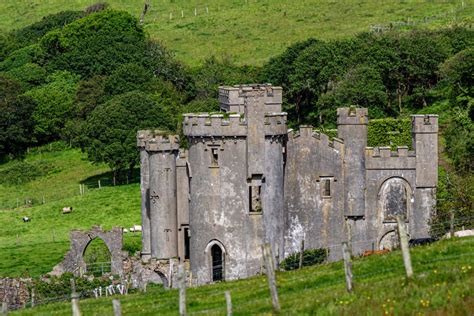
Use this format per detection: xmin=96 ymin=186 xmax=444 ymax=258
xmin=138 ymin=85 xmax=438 ymax=285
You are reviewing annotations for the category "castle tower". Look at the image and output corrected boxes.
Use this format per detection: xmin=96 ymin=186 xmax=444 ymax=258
xmin=183 ymin=84 xmax=286 ymax=285
xmin=337 ymin=108 xmax=368 ymax=218
xmin=146 ymin=133 xmax=180 ymax=259
xmin=412 ymin=114 xmax=438 ymax=238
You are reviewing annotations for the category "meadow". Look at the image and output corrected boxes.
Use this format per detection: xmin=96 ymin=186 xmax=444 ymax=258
xmin=0 ymin=144 xmax=141 ymax=277
xmin=1 ymin=0 xmax=472 ymax=65
xmin=9 ymin=236 xmax=474 ymax=315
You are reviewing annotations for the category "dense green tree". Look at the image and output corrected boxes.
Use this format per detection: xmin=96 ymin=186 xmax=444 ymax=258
xmin=444 ymin=109 xmax=473 ymax=174
xmin=13 ymin=10 xmax=84 ymax=47
xmin=0 ymin=44 xmax=43 ymax=72
xmin=74 ymin=75 xmax=107 ymax=119
xmin=0 ymin=75 xmax=36 ymax=160
xmin=0 ymin=32 xmax=18 ymax=62
xmin=80 ymin=91 xmax=177 ymax=175
xmin=4 ymin=63 xmax=47 ymax=89
xmin=40 ymin=10 xmax=146 ymax=78
xmin=193 ymin=56 xmax=259 ymax=99
xmin=104 ymin=63 xmax=153 ymax=96
xmin=316 ymin=65 xmax=388 ymax=125
xmin=25 ymin=71 xmax=80 ymax=143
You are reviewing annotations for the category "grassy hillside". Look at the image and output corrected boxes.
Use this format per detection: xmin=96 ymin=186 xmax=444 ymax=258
xmin=0 ymin=145 xmax=141 ymax=277
xmin=12 ymin=237 xmax=474 ymax=315
xmin=1 ymin=0 xmax=473 ymax=65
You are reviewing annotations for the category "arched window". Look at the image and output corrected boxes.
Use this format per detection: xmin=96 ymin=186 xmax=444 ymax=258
xmin=211 ymin=244 xmax=224 ymax=281
xmin=379 ymin=177 xmax=411 ymax=222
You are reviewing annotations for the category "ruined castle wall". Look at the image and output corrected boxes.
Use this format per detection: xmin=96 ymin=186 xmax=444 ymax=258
xmin=284 ymin=127 xmax=345 ymax=260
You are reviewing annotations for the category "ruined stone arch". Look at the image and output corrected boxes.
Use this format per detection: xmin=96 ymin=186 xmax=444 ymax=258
xmin=153 ymin=268 xmax=169 ymax=288
xmin=377 ymin=177 xmax=412 ymax=223
xmin=55 ymin=226 xmax=126 ymax=276
xmin=204 ymin=239 xmax=226 ymax=282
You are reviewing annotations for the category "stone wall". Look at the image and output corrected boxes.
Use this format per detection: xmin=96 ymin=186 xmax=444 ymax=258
xmin=0 ymin=278 xmax=30 ymax=310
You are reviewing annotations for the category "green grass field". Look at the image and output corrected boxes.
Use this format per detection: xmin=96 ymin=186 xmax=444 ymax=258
xmin=11 ymin=237 xmax=474 ymax=315
xmin=1 ymin=0 xmax=473 ymax=65
xmin=0 ymin=145 xmax=141 ymax=277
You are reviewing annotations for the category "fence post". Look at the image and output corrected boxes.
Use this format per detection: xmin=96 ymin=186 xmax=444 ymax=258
xmin=2 ymin=301 xmax=7 ymax=316
xmin=298 ymin=239 xmax=305 ymax=269
xmin=194 ymin=8 xmax=197 ymax=16
xmin=79 ymin=184 xmax=82 ymax=195
xmin=112 ymin=299 xmax=122 ymax=316
xmin=261 ymin=243 xmax=281 ymax=313
xmin=31 ymin=287 xmax=35 ymax=307
xmin=178 ymin=264 xmax=186 ymax=316
xmin=16 ymin=198 xmax=19 ymax=208
xmin=396 ymin=215 xmax=413 ymax=279
xmin=98 ymin=180 xmax=101 ymax=189
xmin=70 ymin=278 xmax=81 ymax=316
xmin=341 ymin=242 xmax=353 ymax=293
xmin=450 ymin=211 xmax=455 ymax=238
xmin=225 ymin=291 xmax=232 ymax=316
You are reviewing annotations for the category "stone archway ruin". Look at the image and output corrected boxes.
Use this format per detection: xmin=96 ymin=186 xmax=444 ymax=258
xmin=51 ymin=226 xmax=127 ymax=276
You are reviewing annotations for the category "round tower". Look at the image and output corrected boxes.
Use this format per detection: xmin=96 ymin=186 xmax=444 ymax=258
xmin=145 ymin=132 xmax=180 ymax=259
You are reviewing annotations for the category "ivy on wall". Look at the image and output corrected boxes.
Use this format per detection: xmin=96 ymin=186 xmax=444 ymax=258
xmin=368 ymin=118 xmax=412 ymax=149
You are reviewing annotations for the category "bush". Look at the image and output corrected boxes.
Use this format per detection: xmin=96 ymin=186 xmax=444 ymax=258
xmin=280 ymin=248 xmax=328 ymax=271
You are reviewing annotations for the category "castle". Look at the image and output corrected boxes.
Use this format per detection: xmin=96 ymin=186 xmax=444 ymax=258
xmin=137 ymin=84 xmax=438 ymax=285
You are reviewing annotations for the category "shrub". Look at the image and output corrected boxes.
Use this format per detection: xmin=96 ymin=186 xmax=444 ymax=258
xmin=280 ymin=248 xmax=328 ymax=271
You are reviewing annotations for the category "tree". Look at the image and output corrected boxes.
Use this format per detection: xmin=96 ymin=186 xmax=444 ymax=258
xmin=13 ymin=10 xmax=84 ymax=47
xmin=104 ymin=63 xmax=153 ymax=96
xmin=40 ymin=10 xmax=146 ymax=78
xmin=0 ymin=75 xmax=36 ymax=161
xmin=80 ymin=91 xmax=177 ymax=176
xmin=316 ymin=65 xmax=388 ymax=125
xmin=25 ymin=71 xmax=80 ymax=143
xmin=5 ymin=63 xmax=47 ymax=89
xmin=444 ymin=109 xmax=473 ymax=175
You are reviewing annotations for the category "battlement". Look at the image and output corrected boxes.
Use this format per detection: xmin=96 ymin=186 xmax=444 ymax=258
xmin=411 ymin=114 xmax=438 ymax=134
xmin=219 ymin=84 xmax=282 ymax=113
xmin=365 ymin=146 xmax=416 ymax=170
xmin=137 ymin=130 xmax=180 ymax=152
xmin=183 ymin=112 xmax=287 ymax=137
xmin=336 ymin=107 xmax=368 ymax=125
xmin=291 ymin=125 xmax=344 ymax=152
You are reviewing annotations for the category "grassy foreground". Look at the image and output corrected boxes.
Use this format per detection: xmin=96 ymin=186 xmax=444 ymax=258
xmin=12 ymin=237 xmax=474 ymax=315
xmin=1 ymin=0 xmax=473 ymax=65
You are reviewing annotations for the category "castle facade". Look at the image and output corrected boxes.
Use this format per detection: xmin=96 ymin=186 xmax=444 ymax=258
xmin=137 ymin=84 xmax=438 ymax=285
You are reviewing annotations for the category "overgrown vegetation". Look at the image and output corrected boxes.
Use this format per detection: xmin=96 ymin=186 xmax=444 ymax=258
xmin=280 ymin=248 xmax=327 ymax=271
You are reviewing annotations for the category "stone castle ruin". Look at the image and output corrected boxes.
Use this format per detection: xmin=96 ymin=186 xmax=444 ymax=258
xmin=137 ymin=84 xmax=438 ymax=285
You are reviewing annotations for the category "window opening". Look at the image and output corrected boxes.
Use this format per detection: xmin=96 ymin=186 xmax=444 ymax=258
xmin=249 ymin=185 xmax=262 ymax=212
xmin=211 ymin=244 xmax=224 ymax=281
xmin=211 ymin=147 xmax=219 ymax=166
xmin=322 ymin=179 xmax=331 ymax=197
xmin=184 ymin=228 xmax=190 ymax=260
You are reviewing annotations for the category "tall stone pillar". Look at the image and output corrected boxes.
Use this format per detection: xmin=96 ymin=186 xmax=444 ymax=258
xmin=146 ymin=134 xmax=180 ymax=259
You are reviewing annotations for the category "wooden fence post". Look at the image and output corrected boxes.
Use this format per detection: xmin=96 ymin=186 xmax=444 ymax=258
xmin=178 ymin=264 xmax=186 ymax=316
xmin=112 ymin=299 xmax=122 ymax=316
xmin=341 ymin=242 xmax=353 ymax=293
xmin=31 ymin=287 xmax=35 ymax=307
xmin=225 ymin=291 xmax=232 ymax=316
xmin=261 ymin=243 xmax=281 ymax=313
xmin=450 ymin=211 xmax=455 ymax=238
xmin=299 ymin=239 xmax=305 ymax=269
xmin=70 ymin=278 xmax=81 ymax=316
xmin=2 ymin=301 xmax=7 ymax=316
xmin=396 ymin=215 xmax=413 ymax=279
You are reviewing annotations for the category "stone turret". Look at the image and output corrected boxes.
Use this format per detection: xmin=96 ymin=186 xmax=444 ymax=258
xmin=145 ymin=132 xmax=180 ymax=259
xmin=218 ymin=84 xmax=282 ymax=113
xmin=137 ymin=130 xmax=152 ymax=261
xmin=337 ymin=107 xmax=368 ymax=218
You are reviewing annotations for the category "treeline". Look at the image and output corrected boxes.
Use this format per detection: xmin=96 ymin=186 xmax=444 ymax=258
xmin=0 ymin=5 xmax=472 ymax=177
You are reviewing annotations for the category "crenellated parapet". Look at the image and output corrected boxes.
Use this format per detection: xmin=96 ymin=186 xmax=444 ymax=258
xmin=289 ymin=125 xmax=344 ymax=153
xmin=219 ymin=84 xmax=283 ymax=113
xmin=183 ymin=113 xmax=288 ymax=137
xmin=137 ymin=130 xmax=180 ymax=153
xmin=365 ymin=146 xmax=416 ymax=170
